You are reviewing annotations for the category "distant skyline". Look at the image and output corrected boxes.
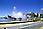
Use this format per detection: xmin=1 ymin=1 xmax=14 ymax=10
xmin=0 ymin=0 xmax=43 ymax=16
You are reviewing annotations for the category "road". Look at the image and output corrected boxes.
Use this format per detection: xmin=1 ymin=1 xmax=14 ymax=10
xmin=0 ymin=22 xmax=43 ymax=29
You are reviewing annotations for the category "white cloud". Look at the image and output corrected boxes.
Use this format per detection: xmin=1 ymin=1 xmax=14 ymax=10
xmin=41 ymin=8 xmax=43 ymax=10
xmin=12 ymin=12 xmax=23 ymax=18
xmin=13 ymin=6 xmax=16 ymax=10
xmin=29 ymin=12 xmax=31 ymax=13
xmin=11 ymin=6 xmax=27 ymax=20
xmin=25 ymin=10 xmax=27 ymax=11
xmin=12 ymin=11 xmax=27 ymax=20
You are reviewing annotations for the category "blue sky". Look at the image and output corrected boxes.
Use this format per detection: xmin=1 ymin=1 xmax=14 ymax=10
xmin=0 ymin=0 xmax=43 ymax=16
